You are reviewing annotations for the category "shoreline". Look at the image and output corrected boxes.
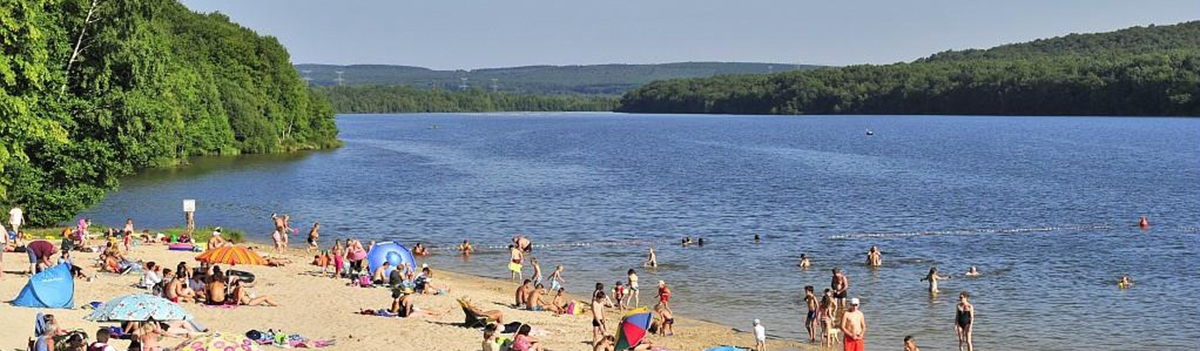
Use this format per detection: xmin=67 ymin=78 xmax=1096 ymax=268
xmin=1 ymin=231 xmax=812 ymax=351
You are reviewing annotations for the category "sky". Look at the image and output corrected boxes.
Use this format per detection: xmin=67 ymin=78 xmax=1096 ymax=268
xmin=179 ymin=0 xmax=1198 ymax=70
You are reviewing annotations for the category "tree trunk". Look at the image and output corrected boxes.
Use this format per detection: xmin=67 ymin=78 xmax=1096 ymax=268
xmin=61 ymin=0 xmax=101 ymax=93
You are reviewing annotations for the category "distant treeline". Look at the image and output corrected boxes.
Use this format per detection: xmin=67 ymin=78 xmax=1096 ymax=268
xmin=313 ymin=86 xmax=618 ymax=113
xmin=618 ymin=22 xmax=1200 ymax=116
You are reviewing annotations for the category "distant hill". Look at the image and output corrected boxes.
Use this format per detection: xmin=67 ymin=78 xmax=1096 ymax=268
xmin=618 ymin=21 xmax=1200 ymax=116
xmin=295 ymin=62 xmax=817 ymax=95
xmin=921 ymin=21 xmax=1200 ymax=62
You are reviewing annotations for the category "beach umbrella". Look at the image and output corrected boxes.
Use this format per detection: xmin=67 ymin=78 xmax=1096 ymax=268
xmin=614 ymin=307 xmax=653 ymax=350
xmin=195 ymin=246 xmax=268 ymax=266
xmin=366 ymin=242 xmax=416 ymax=276
xmin=85 ymin=293 xmax=193 ymax=322
xmin=173 ymin=332 xmax=261 ymax=351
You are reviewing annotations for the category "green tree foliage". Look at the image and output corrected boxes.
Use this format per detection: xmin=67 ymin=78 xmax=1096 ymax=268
xmin=314 ymin=85 xmax=618 ymax=113
xmin=0 ymin=0 xmax=339 ymax=225
xmin=618 ymin=21 xmax=1200 ymax=117
xmin=297 ymin=62 xmax=818 ymax=95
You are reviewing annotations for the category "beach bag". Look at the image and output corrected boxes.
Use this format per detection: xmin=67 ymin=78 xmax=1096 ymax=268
xmin=357 ymin=275 xmax=371 ymax=287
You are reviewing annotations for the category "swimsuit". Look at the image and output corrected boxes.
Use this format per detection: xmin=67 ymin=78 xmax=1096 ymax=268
xmin=806 ymin=310 xmax=817 ymax=324
xmin=956 ymin=306 xmax=972 ymax=328
xmin=592 ymin=318 xmax=602 ymax=327
xmin=843 ymin=336 xmax=864 ymax=351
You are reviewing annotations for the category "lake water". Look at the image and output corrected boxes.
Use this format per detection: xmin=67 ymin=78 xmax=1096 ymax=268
xmin=83 ymin=113 xmax=1200 ymax=350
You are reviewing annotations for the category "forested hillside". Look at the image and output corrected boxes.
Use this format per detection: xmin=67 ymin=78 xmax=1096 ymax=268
xmin=296 ymin=62 xmax=814 ymax=95
xmin=314 ymin=86 xmax=617 ymax=113
xmin=618 ymin=21 xmax=1200 ymax=116
xmin=1 ymin=0 xmax=339 ymax=225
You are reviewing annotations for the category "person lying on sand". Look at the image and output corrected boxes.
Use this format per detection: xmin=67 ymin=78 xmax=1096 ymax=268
xmin=463 ymin=299 xmax=505 ymax=324
xmin=232 ymin=279 xmax=278 ymax=306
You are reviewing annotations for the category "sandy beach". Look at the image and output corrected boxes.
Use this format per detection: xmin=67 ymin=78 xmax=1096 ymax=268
xmin=1 ymin=238 xmax=810 ymax=351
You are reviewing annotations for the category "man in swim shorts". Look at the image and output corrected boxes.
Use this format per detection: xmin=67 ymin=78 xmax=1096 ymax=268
xmin=840 ymin=298 xmax=866 ymax=351
xmin=831 ymin=268 xmax=849 ymax=310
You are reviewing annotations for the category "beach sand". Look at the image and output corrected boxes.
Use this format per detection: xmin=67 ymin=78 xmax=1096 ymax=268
xmin=0 ymin=241 xmax=810 ymax=351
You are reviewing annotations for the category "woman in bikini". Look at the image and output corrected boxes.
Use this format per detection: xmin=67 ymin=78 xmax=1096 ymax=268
xmin=955 ymin=291 xmax=975 ymax=351
xmin=232 ymin=280 xmax=278 ymax=306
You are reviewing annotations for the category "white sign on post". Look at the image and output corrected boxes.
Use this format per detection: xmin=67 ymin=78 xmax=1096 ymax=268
xmin=183 ymin=199 xmax=196 ymax=212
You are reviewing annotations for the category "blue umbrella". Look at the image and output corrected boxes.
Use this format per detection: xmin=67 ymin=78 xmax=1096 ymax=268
xmin=367 ymin=242 xmax=417 ymax=276
xmin=85 ymin=294 xmax=193 ymax=322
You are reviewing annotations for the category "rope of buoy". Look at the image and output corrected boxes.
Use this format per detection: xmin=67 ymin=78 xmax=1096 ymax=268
xmin=828 ymin=224 xmax=1116 ymax=240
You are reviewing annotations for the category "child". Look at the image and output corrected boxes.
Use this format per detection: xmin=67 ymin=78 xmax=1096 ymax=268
xmin=753 ymin=319 xmax=766 ymax=351
xmin=612 ymin=282 xmax=626 ymax=310
xmin=530 ymin=258 xmax=543 ymax=284
xmin=626 ymin=269 xmax=640 ymax=308
xmin=822 ymin=289 xmax=837 ymax=345
xmin=547 ymin=265 xmax=565 ymax=291
xmin=654 ymin=303 xmax=674 ymax=336
xmin=655 ymin=280 xmax=672 ymax=312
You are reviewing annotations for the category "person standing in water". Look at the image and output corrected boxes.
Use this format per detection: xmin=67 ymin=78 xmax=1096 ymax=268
xmin=508 ymin=245 xmax=524 ymax=280
xmin=831 ymin=268 xmax=849 ymax=311
xmin=840 ymin=298 xmax=866 ymax=351
xmin=798 ymin=254 xmax=811 ymax=269
xmin=804 ymin=285 xmax=819 ymax=343
xmin=457 ymin=240 xmax=474 ymax=256
xmin=306 ymin=222 xmax=320 ymax=253
xmin=866 ymin=246 xmax=882 ymax=267
xmin=955 ymin=291 xmax=975 ymax=351
xmin=513 ymin=234 xmax=532 ymax=252
xmin=646 ymin=247 xmax=658 ymax=268
xmin=921 ymin=267 xmax=952 ymax=294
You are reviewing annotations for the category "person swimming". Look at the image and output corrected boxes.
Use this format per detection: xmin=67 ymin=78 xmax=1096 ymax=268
xmin=965 ymin=266 xmax=980 ymax=277
xmin=1118 ymin=275 xmax=1133 ymax=289
xmin=753 ymin=234 xmax=761 ymax=243
xmin=681 ymin=236 xmax=692 ymax=246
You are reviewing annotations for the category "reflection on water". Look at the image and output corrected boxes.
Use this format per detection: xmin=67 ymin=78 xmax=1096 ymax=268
xmin=84 ymin=113 xmax=1200 ymax=350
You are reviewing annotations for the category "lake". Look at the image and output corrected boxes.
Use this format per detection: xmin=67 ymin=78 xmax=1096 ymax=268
xmin=83 ymin=113 xmax=1200 ymax=350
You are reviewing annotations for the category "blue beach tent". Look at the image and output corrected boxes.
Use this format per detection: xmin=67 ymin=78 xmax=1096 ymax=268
xmin=12 ymin=264 xmax=75 ymax=309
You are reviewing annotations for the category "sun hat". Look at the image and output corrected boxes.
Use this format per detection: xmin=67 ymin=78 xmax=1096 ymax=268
xmin=850 ymin=298 xmax=861 ymax=305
